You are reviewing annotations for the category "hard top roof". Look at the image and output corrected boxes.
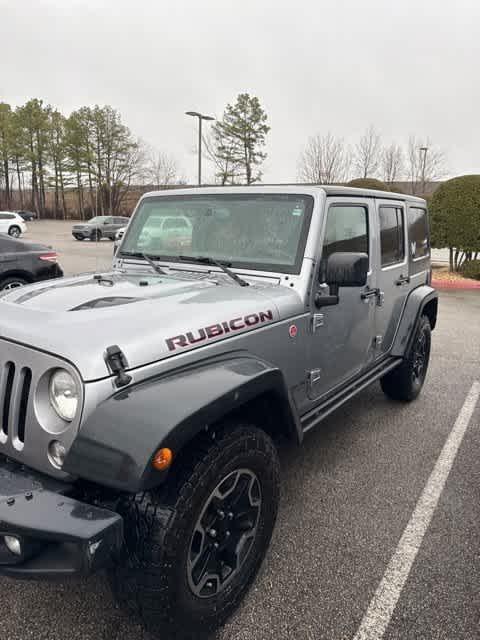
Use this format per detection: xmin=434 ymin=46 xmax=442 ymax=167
xmin=142 ymin=184 xmax=426 ymax=204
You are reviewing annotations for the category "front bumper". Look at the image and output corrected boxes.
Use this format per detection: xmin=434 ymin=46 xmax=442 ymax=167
xmin=72 ymin=229 xmax=90 ymax=238
xmin=0 ymin=458 xmax=123 ymax=578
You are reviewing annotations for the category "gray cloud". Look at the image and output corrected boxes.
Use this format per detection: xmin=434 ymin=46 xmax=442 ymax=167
xmin=1 ymin=0 xmax=479 ymax=182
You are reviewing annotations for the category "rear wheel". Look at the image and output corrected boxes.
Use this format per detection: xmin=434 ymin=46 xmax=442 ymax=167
xmin=8 ymin=225 xmax=21 ymax=238
xmin=381 ymin=314 xmax=431 ymax=402
xmin=0 ymin=276 xmax=28 ymax=291
xmin=109 ymin=424 xmax=280 ymax=639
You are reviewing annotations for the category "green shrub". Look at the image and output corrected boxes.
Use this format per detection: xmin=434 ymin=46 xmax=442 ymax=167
xmin=460 ymin=259 xmax=480 ymax=280
xmin=430 ymin=175 xmax=480 ymax=258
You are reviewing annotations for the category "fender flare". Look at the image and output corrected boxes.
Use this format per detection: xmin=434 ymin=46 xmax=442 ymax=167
xmin=390 ymin=285 xmax=438 ymax=358
xmin=64 ymin=355 xmax=301 ymax=492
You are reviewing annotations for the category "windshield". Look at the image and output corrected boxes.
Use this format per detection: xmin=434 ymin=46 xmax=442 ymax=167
xmin=120 ymin=194 xmax=314 ymax=273
xmin=87 ymin=216 xmax=108 ymax=224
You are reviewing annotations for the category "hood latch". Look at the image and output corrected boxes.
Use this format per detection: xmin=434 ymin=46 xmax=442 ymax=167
xmin=105 ymin=345 xmax=132 ymax=388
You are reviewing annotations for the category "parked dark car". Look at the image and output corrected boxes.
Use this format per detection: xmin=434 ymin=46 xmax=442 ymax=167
xmin=17 ymin=210 xmax=37 ymax=222
xmin=0 ymin=234 xmax=63 ymax=291
xmin=72 ymin=215 xmax=130 ymax=241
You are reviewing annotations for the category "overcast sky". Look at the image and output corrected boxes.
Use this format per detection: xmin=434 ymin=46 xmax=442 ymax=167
xmin=1 ymin=0 xmax=479 ymax=183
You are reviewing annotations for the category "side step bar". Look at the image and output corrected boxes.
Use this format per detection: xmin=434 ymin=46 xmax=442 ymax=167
xmin=301 ymin=357 xmax=402 ymax=434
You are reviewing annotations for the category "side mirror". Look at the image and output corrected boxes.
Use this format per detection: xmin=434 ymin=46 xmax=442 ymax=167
xmin=315 ymin=252 xmax=368 ymax=308
xmin=325 ymin=252 xmax=369 ymax=287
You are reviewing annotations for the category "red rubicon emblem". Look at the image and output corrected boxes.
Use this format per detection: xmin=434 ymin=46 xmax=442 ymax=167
xmin=289 ymin=324 xmax=298 ymax=338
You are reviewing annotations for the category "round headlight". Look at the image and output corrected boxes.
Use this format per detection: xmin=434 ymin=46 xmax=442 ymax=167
xmin=49 ymin=369 xmax=79 ymax=422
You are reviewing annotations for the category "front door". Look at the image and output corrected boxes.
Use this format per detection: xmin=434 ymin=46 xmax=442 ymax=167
xmin=307 ymin=199 xmax=377 ymax=401
xmin=373 ymin=200 xmax=411 ymax=355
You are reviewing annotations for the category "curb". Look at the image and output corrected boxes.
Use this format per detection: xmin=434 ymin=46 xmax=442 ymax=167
xmin=432 ymin=279 xmax=480 ymax=290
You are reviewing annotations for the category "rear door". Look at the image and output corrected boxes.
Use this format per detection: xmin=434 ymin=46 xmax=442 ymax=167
xmin=374 ymin=199 xmax=411 ymax=355
xmin=102 ymin=216 xmax=116 ymax=236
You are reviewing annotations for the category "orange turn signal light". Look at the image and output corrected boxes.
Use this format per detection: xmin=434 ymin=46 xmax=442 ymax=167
xmin=152 ymin=448 xmax=173 ymax=471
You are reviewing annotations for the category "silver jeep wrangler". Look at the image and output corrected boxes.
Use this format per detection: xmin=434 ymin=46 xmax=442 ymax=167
xmin=0 ymin=186 xmax=437 ymax=638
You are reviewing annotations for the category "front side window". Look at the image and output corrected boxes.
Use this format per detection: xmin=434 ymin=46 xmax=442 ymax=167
xmin=87 ymin=216 xmax=107 ymax=225
xmin=120 ymin=194 xmax=314 ymax=274
xmin=322 ymin=205 xmax=369 ymax=259
xmin=408 ymin=207 xmax=429 ymax=259
xmin=379 ymin=206 xmax=405 ymax=267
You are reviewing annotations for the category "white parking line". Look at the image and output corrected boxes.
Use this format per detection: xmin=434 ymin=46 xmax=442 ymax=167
xmin=353 ymin=380 xmax=480 ymax=640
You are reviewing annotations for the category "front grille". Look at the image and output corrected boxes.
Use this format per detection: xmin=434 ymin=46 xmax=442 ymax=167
xmin=0 ymin=361 xmax=32 ymax=449
xmin=0 ymin=338 xmax=82 ymax=479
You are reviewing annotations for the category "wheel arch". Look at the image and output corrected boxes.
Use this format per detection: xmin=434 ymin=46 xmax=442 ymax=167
xmin=0 ymin=270 xmax=34 ymax=286
xmin=64 ymin=355 xmax=301 ymax=493
xmin=391 ymin=285 xmax=438 ymax=358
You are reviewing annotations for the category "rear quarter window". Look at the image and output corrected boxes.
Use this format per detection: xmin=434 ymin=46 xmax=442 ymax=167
xmin=408 ymin=207 xmax=430 ymax=259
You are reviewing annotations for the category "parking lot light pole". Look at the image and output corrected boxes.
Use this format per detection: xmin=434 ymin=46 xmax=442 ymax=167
xmin=420 ymin=146 xmax=428 ymax=195
xmin=185 ymin=111 xmax=215 ymax=186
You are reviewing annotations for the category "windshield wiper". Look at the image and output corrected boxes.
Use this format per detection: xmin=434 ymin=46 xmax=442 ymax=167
xmin=178 ymin=255 xmax=249 ymax=287
xmin=119 ymin=250 xmax=166 ymax=275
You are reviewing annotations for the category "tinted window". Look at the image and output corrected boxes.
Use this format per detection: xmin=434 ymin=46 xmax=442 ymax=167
xmin=379 ymin=206 xmax=404 ymax=266
xmin=408 ymin=207 xmax=429 ymax=259
xmin=0 ymin=213 xmax=14 ymax=220
xmin=322 ymin=205 xmax=369 ymax=260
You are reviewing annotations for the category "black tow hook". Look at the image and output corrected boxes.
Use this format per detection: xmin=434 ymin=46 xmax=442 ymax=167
xmin=105 ymin=345 xmax=132 ymax=388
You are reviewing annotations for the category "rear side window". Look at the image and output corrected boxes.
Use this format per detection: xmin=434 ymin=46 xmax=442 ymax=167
xmin=379 ymin=206 xmax=405 ymax=267
xmin=408 ymin=207 xmax=429 ymax=259
xmin=0 ymin=213 xmax=14 ymax=220
xmin=322 ymin=205 xmax=369 ymax=259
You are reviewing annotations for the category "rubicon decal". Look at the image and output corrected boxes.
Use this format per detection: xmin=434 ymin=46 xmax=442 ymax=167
xmin=166 ymin=310 xmax=274 ymax=351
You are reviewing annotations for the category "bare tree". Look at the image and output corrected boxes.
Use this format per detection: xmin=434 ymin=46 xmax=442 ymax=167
xmin=144 ymin=146 xmax=182 ymax=187
xmin=407 ymin=136 xmax=446 ymax=195
xmin=297 ymin=133 xmax=349 ymax=184
xmin=381 ymin=143 xmax=404 ymax=184
xmin=354 ymin=125 xmax=381 ymax=179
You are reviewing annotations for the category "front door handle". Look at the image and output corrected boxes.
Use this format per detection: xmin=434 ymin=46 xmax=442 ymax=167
xmin=395 ymin=275 xmax=410 ymax=286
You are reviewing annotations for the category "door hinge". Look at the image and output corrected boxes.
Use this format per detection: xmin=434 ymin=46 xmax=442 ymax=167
xmin=361 ymin=287 xmax=384 ymax=307
xmin=307 ymin=368 xmax=322 ymax=386
xmin=311 ymin=313 xmax=324 ymax=332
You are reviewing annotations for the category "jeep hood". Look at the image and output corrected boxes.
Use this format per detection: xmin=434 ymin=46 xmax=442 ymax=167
xmin=0 ymin=271 xmax=302 ymax=381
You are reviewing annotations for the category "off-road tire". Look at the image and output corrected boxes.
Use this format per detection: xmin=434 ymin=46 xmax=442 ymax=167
xmin=381 ymin=314 xmax=431 ymax=402
xmin=109 ymin=424 xmax=280 ymax=639
xmin=8 ymin=225 xmax=21 ymax=238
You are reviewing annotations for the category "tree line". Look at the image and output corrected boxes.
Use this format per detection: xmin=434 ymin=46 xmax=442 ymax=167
xmin=297 ymin=125 xmax=446 ymax=194
xmin=0 ymin=99 xmax=183 ymax=219
xmin=0 ymin=95 xmax=448 ymax=219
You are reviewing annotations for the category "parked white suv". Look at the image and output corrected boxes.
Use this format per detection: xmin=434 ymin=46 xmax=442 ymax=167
xmin=0 ymin=212 xmax=27 ymax=237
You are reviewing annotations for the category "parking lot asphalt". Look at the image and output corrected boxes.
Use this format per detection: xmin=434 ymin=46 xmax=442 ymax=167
xmin=2 ymin=222 xmax=479 ymax=640
xmin=24 ymin=220 xmax=114 ymax=276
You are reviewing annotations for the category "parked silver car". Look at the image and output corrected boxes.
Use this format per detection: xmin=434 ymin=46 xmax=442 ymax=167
xmin=72 ymin=215 xmax=129 ymax=241
xmin=0 ymin=186 xmax=437 ymax=639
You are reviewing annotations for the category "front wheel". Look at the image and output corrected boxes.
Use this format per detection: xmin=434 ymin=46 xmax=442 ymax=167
xmin=109 ymin=424 xmax=280 ymax=639
xmin=381 ymin=314 xmax=431 ymax=402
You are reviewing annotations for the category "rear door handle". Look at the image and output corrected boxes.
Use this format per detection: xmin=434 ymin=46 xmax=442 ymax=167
xmin=395 ymin=275 xmax=410 ymax=286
